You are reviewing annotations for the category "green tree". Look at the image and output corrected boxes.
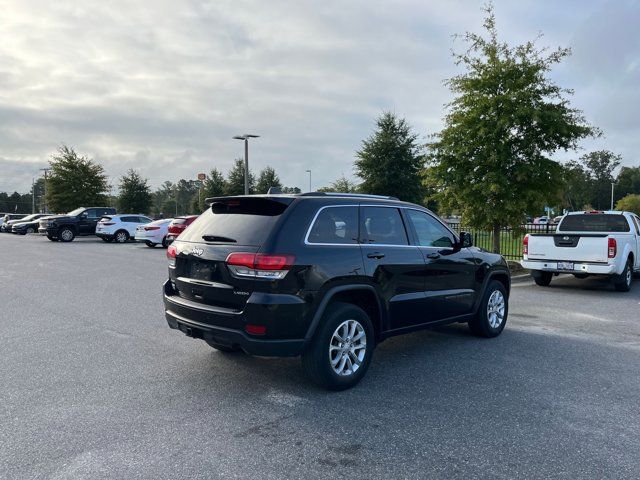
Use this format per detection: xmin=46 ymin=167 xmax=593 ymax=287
xmin=151 ymin=181 xmax=175 ymax=217
xmin=46 ymin=145 xmax=109 ymax=213
xmin=563 ymin=160 xmax=593 ymax=211
xmin=355 ymin=112 xmax=424 ymax=203
xmin=117 ymin=169 xmax=152 ymax=214
xmin=615 ymin=166 xmax=640 ymax=202
xmin=225 ymin=159 xmax=255 ymax=196
xmin=427 ymin=5 xmax=597 ymax=252
xmin=255 ymin=167 xmax=282 ymax=194
xmin=203 ymin=168 xmax=227 ymax=198
xmin=281 ymin=186 xmax=301 ymax=194
xmin=581 ymin=151 xmax=621 ymax=209
xmin=318 ymin=175 xmax=359 ymax=193
xmin=615 ymin=194 xmax=640 ymax=215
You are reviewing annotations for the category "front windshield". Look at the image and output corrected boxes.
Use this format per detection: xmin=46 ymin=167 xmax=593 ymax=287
xmin=66 ymin=208 xmax=85 ymax=216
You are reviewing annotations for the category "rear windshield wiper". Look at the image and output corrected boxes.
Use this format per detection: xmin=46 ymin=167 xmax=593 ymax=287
xmin=202 ymin=235 xmax=237 ymax=243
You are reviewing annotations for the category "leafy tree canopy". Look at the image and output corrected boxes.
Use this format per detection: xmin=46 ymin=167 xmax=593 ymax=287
xmin=355 ymin=111 xmax=424 ymax=203
xmin=118 ymin=169 xmax=152 ymax=214
xmin=225 ymin=159 xmax=256 ymax=196
xmin=615 ymin=194 xmax=640 ymax=215
xmin=255 ymin=167 xmax=282 ymax=194
xmin=426 ymin=4 xmax=597 ymax=251
xmin=46 ymin=145 xmax=109 ymax=213
xmin=318 ymin=175 xmax=359 ymax=193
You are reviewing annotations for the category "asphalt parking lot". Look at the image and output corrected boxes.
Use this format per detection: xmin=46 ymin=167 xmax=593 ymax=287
xmin=1 ymin=234 xmax=639 ymax=479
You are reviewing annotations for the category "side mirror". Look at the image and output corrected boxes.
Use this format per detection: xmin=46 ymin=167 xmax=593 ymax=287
xmin=460 ymin=231 xmax=473 ymax=248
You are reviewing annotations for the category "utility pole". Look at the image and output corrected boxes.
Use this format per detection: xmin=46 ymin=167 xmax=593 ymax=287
xmin=31 ymin=178 xmax=35 ymax=213
xmin=233 ymin=134 xmax=260 ymax=195
xmin=40 ymin=168 xmax=51 ymax=213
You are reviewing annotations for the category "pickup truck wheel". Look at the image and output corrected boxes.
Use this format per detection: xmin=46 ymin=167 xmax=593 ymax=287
xmin=468 ymin=280 xmax=508 ymax=338
xmin=205 ymin=340 xmax=242 ymax=353
xmin=614 ymin=260 xmax=633 ymax=292
xmin=533 ymin=272 xmax=553 ymax=286
xmin=59 ymin=228 xmax=75 ymax=242
xmin=302 ymin=302 xmax=374 ymax=391
xmin=114 ymin=230 xmax=129 ymax=243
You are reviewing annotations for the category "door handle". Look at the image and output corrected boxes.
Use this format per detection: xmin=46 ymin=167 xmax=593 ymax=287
xmin=426 ymin=252 xmax=441 ymax=259
xmin=367 ymin=252 xmax=386 ymax=260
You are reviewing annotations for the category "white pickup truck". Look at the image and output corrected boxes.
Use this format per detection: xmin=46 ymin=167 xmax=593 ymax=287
xmin=522 ymin=211 xmax=640 ymax=291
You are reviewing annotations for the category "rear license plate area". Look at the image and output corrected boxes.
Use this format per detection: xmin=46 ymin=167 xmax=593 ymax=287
xmin=189 ymin=259 xmax=215 ymax=281
xmin=557 ymin=261 xmax=574 ymax=271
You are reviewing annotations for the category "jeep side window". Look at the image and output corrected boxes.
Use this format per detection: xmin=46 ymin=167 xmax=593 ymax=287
xmin=361 ymin=207 xmax=408 ymax=245
xmin=84 ymin=209 xmax=98 ymax=219
xmin=307 ymin=206 xmax=358 ymax=244
xmin=405 ymin=209 xmax=455 ymax=248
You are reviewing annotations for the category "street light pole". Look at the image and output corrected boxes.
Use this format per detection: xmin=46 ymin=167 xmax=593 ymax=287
xmin=306 ymin=169 xmax=312 ymax=192
xmin=233 ymin=134 xmax=260 ymax=195
xmin=40 ymin=167 xmax=51 ymax=213
xmin=611 ymin=182 xmax=615 ymax=210
xmin=32 ymin=178 xmax=35 ymax=214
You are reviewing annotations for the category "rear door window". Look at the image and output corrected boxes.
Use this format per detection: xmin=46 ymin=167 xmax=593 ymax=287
xmin=307 ymin=206 xmax=358 ymax=244
xmin=361 ymin=206 xmax=408 ymax=245
xmin=558 ymin=214 xmax=630 ymax=232
xmin=178 ymin=197 xmax=291 ymax=246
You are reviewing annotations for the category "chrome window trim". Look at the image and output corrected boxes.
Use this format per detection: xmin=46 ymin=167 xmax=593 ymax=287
xmin=304 ymin=205 xmax=360 ymax=246
xmin=304 ymin=203 xmax=459 ymax=248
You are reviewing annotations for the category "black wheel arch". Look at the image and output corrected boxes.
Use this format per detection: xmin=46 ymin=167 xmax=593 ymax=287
xmin=303 ymin=284 xmax=386 ymax=348
xmin=473 ymin=268 xmax=511 ymax=313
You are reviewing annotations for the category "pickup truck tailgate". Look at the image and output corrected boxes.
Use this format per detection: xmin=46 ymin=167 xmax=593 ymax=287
xmin=527 ymin=234 xmax=608 ymax=263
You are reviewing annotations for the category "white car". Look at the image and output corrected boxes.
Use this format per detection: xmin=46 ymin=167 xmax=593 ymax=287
xmin=96 ymin=214 xmax=154 ymax=243
xmin=522 ymin=210 xmax=640 ymax=291
xmin=134 ymin=218 xmax=173 ymax=248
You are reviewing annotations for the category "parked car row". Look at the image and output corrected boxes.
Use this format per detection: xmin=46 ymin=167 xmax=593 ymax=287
xmin=2 ymin=206 xmax=200 ymax=248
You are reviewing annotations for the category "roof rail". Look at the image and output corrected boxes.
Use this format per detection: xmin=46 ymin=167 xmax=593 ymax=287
xmin=299 ymin=192 xmax=399 ymax=200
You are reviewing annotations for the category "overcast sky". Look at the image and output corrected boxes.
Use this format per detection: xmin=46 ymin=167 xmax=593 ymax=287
xmin=0 ymin=0 xmax=638 ymax=193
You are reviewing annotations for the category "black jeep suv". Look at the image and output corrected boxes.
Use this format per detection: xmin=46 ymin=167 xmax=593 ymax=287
xmin=163 ymin=193 xmax=510 ymax=390
xmin=39 ymin=207 xmax=116 ymax=242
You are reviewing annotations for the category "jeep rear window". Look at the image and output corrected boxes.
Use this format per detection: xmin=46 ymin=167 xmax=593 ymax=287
xmin=558 ymin=214 xmax=630 ymax=232
xmin=177 ymin=197 xmax=291 ymax=246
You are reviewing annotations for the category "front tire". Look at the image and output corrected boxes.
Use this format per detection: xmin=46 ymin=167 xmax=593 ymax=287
xmin=614 ymin=260 xmax=633 ymax=292
xmin=302 ymin=302 xmax=374 ymax=391
xmin=468 ymin=280 xmax=508 ymax=338
xmin=26 ymin=227 xmax=35 ymax=234
xmin=533 ymin=272 xmax=553 ymax=286
xmin=59 ymin=228 xmax=75 ymax=242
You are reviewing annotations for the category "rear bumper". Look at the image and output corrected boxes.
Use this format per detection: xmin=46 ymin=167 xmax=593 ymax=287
xmin=521 ymin=259 xmax=617 ymax=275
xmin=163 ymin=280 xmax=307 ymax=357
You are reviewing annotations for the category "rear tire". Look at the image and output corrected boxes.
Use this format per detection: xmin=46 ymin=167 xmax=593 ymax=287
xmin=161 ymin=236 xmax=168 ymax=248
xmin=205 ymin=340 xmax=242 ymax=353
xmin=614 ymin=260 xmax=633 ymax=292
xmin=59 ymin=228 xmax=75 ymax=242
xmin=114 ymin=230 xmax=129 ymax=243
xmin=468 ymin=280 xmax=508 ymax=338
xmin=302 ymin=302 xmax=374 ymax=391
xmin=533 ymin=272 xmax=553 ymax=286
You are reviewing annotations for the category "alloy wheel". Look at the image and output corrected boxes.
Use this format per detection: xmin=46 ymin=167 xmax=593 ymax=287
xmin=487 ymin=290 xmax=505 ymax=328
xmin=329 ymin=319 xmax=366 ymax=376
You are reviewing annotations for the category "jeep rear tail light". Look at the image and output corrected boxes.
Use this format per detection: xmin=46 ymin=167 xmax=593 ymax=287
xmin=167 ymin=245 xmax=177 ymax=267
xmin=523 ymin=234 xmax=529 ymax=256
xmin=226 ymin=253 xmax=295 ymax=280
xmin=608 ymin=238 xmax=617 ymax=258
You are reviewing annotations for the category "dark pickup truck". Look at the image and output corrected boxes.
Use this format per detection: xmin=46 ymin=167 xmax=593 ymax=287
xmin=39 ymin=207 xmax=116 ymax=242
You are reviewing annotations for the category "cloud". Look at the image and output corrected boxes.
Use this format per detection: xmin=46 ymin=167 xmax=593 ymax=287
xmin=0 ymin=0 xmax=638 ymax=194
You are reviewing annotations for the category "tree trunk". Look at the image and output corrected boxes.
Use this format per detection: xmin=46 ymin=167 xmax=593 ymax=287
xmin=492 ymin=222 xmax=501 ymax=254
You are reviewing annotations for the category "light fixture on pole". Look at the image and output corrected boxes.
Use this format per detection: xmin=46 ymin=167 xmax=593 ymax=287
xmin=306 ymin=169 xmax=312 ymax=192
xmin=233 ymin=134 xmax=260 ymax=195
